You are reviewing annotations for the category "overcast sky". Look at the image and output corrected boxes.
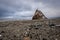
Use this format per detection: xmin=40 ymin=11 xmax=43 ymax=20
xmin=0 ymin=0 xmax=60 ymax=20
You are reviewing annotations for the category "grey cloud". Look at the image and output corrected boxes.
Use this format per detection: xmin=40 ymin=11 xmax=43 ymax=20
xmin=34 ymin=0 xmax=60 ymax=9
xmin=0 ymin=0 xmax=33 ymax=19
xmin=0 ymin=0 xmax=32 ymax=11
xmin=0 ymin=0 xmax=60 ymax=20
xmin=0 ymin=8 xmax=14 ymax=17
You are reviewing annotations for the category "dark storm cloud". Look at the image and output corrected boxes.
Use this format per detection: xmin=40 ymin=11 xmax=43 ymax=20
xmin=0 ymin=0 xmax=33 ymax=19
xmin=0 ymin=7 xmax=15 ymax=17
